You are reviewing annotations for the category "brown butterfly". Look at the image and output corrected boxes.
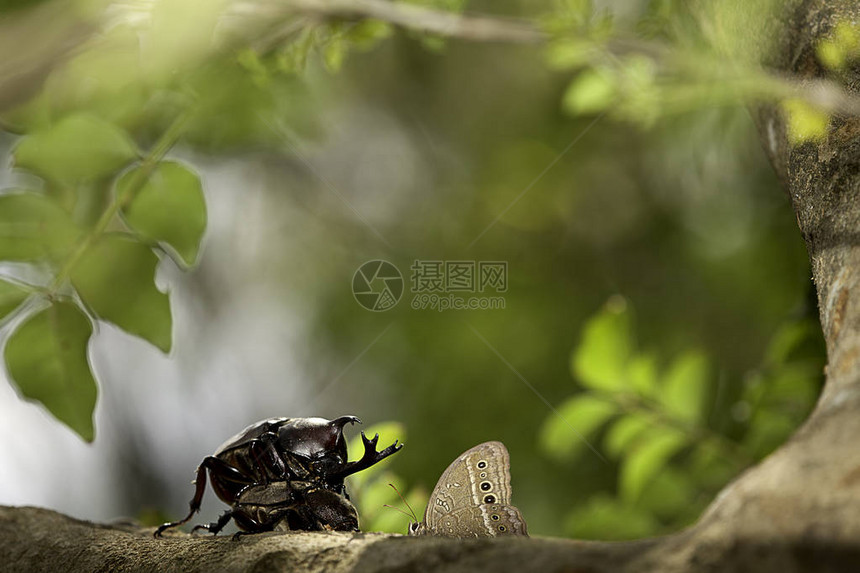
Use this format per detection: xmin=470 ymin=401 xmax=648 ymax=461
xmin=408 ymin=441 xmax=528 ymax=537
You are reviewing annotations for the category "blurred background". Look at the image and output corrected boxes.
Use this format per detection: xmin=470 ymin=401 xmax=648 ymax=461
xmin=0 ymin=0 xmax=825 ymax=539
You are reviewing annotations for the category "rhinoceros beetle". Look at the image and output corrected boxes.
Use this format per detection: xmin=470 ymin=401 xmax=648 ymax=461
xmin=154 ymin=415 xmax=402 ymax=537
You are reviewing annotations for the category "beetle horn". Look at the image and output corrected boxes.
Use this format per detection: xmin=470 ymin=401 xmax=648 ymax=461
xmin=329 ymin=431 xmax=403 ymax=480
xmin=331 ymin=415 xmax=361 ymax=428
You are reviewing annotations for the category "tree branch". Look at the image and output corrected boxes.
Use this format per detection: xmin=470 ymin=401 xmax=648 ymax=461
xmin=4 ymin=2 xmax=860 ymax=571
xmin=0 ymin=1 xmax=99 ymax=114
xmin=243 ymin=0 xmax=545 ymax=44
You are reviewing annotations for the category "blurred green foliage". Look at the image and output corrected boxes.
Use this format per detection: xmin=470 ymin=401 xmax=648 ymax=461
xmin=346 ymin=422 xmax=428 ymax=533
xmin=0 ymin=0 xmax=840 ymax=539
xmin=538 ymin=297 xmax=821 ymax=539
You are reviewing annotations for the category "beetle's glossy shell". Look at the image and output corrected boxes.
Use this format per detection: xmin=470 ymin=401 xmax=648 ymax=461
xmin=214 ymin=417 xmax=290 ymax=456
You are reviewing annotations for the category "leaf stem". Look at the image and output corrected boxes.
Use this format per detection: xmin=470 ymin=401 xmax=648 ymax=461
xmin=48 ymin=113 xmax=190 ymax=294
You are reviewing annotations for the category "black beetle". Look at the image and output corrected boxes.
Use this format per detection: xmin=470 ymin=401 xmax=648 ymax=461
xmin=154 ymin=415 xmax=402 ymax=537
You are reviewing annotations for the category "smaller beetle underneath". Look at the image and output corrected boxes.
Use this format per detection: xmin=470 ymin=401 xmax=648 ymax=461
xmin=154 ymin=415 xmax=402 ymax=537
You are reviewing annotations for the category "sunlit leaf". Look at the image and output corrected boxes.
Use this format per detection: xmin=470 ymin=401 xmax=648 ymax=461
xmin=603 ymin=412 xmax=654 ymax=459
xmin=540 ymin=394 xmax=617 ymax=460
xmin=4 ymin=301 xmax=97 ymax=441
xmin=817 ymin=21 xmax=860 ymax=70
xmin=546 ymin=39 xmax=596 ymax=70
xmin=562 ymin=68 xmax=615 ymax=115
xmin=782 ymin=99 xmax=829 ymax=145
xmin=620 ymin=426 xmax=686 ymax=502
xmin=628 ymin=353 xmax=658 ymax=398
xmin=659 ymin=350 xmax=708 ymax=424
xmin=71 ymin=234 xmax=172 ymax=352
xmin=119 ymin=161 xmax=207 ymax=267
xmin=237 ymin=49 xmax=271 ymax=87
xmin=0 ymin=192 xmax=81 ymax=261
xmin=324 ymin=39 xmax=346 ymax=72
xmin=563 ymin=493 xmax=657 ymax=541
xmin=0 ymin=279 xmax=29 ymax=320
xmin=347 ymin=20 xmax=393 ymax=50
xmin=352 ymin=471 xmax=410 ymax=533
xmin=617 ymin=55 xmax=660 ymax=126
xmin=358 ymin=474 xmax=426 ymax=534
xmin=571 ymin=298 xmax=632 ymax=391
xmin=13 ymin=113 xmax=137 ymax=183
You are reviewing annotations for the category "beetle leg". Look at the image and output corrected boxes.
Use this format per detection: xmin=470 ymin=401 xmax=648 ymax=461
xmin=329 ymin=432 xmax=403 ymax=480
xmin=191 ymin=509 xmax=235 ymax=536
xmin=205 ymin=456 xmax=257 ymax=506
xmin=154 ymin=462 xmax=209 ymax=537
xmin=251 ymin=432 xmax=286 ymax=482
xmin=154 ymin=456 xmax=253 ymax=538
xmin=283 ymin=452 xmax=312 ymax=480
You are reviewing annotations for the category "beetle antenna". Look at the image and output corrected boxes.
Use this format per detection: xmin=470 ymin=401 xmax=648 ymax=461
xmin=387 ymin=483 xmax=418 ymax=523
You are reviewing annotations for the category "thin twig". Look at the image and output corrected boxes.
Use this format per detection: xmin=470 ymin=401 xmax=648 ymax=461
xmin=256 ymin=0 xmax=860 ymax=116
xmin=241 ymin=0 xmax=545 ymax=44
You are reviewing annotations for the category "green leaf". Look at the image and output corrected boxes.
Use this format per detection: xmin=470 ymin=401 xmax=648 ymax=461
xmin=603 ymin=413 xmax=654 ymax=459
xmin=636 ymin=467 xmax=697 ymax=520
xmin=237 ymin=49 xmax=270 ymax=84
xmin=616 ymin=55 xmax=659 ymax=126
xmin=4 ymin=301 xmax=97 ymax=441
xmin=562 ymin=68 xmax=616 ymax=115
xmin=71 ymin=234 xmax=172 ymax=352
xmin=620 ymin=426 xmax=686 ymax=503
xmin=764 ymin=322 xmax=812 ymax=367
xmin=563 ymin=493 xmax=658 ymax=541
xmin=14 ymin=113 xmax=137 ymax=184
xmin=539 ymin=394 xmax=617 ymax=460
xmin=743 ymin=410 xmax=796 ymax=458
xmin=659 ymin=350 xmax=708 ymax=424
xmin=119 ymin=161 xmax=207 ymax=267
xmin=688 ymin=441 xmax=739 ymax=490
xmin=628 ymin=353 xmax=658 ymax=398
xmin=782 ymin=99 xmax=829 ymax=145
xmin=571 ymin=298 xmax=632 ymax=391
xmin=346 ymin=20 xmax=393 ymax=50
xmin=546 ymin=39 xmax=596 ymax=70
xmin=324 ymin=39 xmax=346 ymax=72
xmin=765 ymin=368 xmax=819 ymax=411
xmin=0 ymin=279 xmax=29 ymax=320
xmin=817 ymin=21 xmax=860 ymax=70
xmin=277 ymin=29 xmax=315 ymax=73
xmin=0 ymin=192 xmax=81 ymax=261
xmin=356 ymin=473 xmax=426 ymax=534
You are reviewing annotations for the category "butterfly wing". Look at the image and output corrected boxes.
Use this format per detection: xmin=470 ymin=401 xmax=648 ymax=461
xmin=456 ymin=441 xmax=513 ymax=506
xmin=422 ymin=441 xmax=515 ymax=532
xmin=428 ymin=504 xmax=528 ymax=537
